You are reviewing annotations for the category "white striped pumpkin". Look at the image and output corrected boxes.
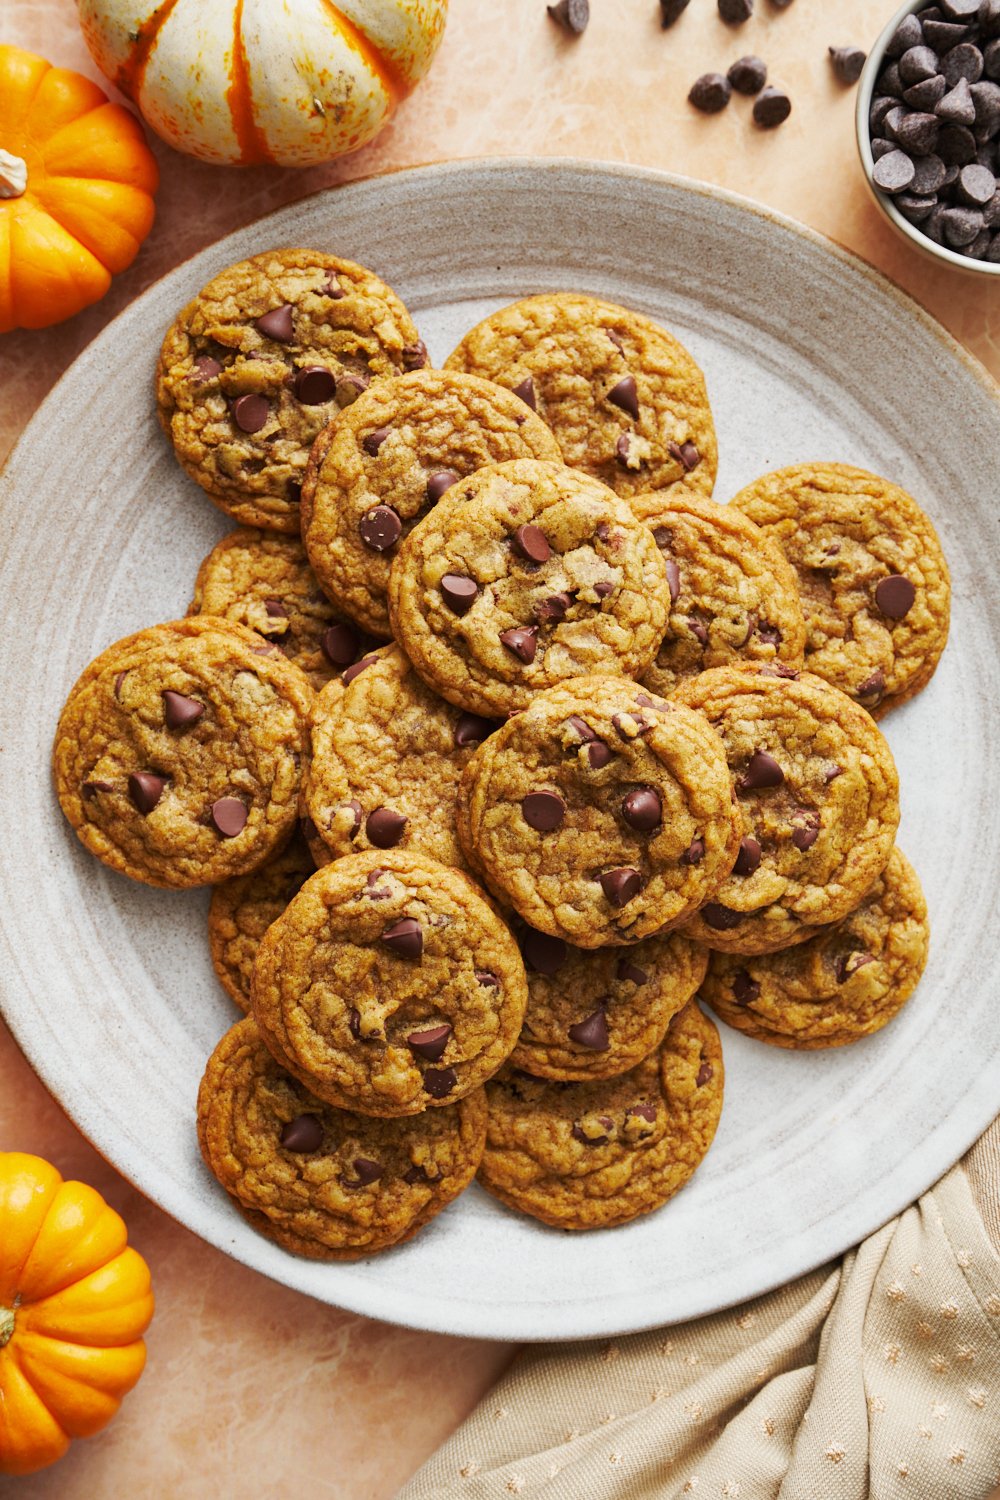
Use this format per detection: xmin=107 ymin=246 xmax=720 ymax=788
xmin=77 ymin=0 xmax=448 ymax=167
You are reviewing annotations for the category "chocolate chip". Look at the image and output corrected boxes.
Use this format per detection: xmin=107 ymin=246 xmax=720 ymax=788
xmin=734 ymin=836 xmax=761 ymax=875
xmin=534 ymin=591 xmax=573 ymax=624
xmin=942 ymin=203 xmax=985 ymax=242
xmin=616 ymin=958 xmax=648 ymax=986
xmin=512 ymin=524 xmax=551 ymax=563
xmin=607 ymin=375 xmax=640 ymax=419
xmin=871 ymin=97 xmax=898 ymax=132
xmin=660 ymin=0 xmax=691 ymax=23
xmin=668 ymin=439 xmax=702 ymax=471
xmin=477 ymin=970 xmax=500 ymax=988
xmin=568 ymin=1008 xmax=610 ymax=1050
xmin=690 ymin=73 xmax=732 ymax=113
xmin=600 ymin=867 xmax=642 ymax=907
xmin=367 ymin=807 xmax=407 ymax=849
xmin=718 ymin=0 xmax=752 ymax=21
xmin=829 ymin=45 xmax=866 ymax=84
xmin=441 ymin=573 xmax=479 ymax=614
xmin=407 ymin=1023 xmax=452 ymax=1061
xmin=594 ymin=581 xmax=614 ymax=599
xmin=897 ymin=192 xmax=939 ymax=221
xmin=900 ymin=46 xmax=940 ymax=88
xmin=753 ymin=86 xmax=792 ymax=128
xmin=344 ymin=801 xmax=364 ymax=838
xmin=856 ymin=669 xmax=886 ymax=704
xmin=381 ymin=916 xmax=423 ymax=960
xmin=423 ymin=1067 xmax=457 ymax=1099
xmin=729 ymin=54 xmax=767 ymax=93
xmin=349 ymin=1157 xmax=383 ymax=1186
xmin=454 ymin=712 xmax=497 ymax=747
xmin=738 ymin=750 xmax=784 ymax=791
xmin=362 ymin=426 xmax=390 ymax=456
xmin=341 ymin=654 xmax=376 ymax=685
xmin=701 ymin=902 xmax=743 ymax=931
xmin=904 ymin=74 xmax=947 ymax=109
xmin=404 ymin=1162 xmax=442 ymax=1185
xmin=522 ymin=790 xmax=566 ymax=832
xmin=358 ymin=505 xmax=401 ymax=552
xmin=732 ymin=968 xmax=760 ymax=1004
xmin=896 ymin=111 xmax=942 ymax=155
xmin=211 ymin=797 xmax=248 ymax=837
xmin=287 ymin=478 xmax=302 ymax=505
xmin=128 ymin=771 xmax=165 ymax=814
xmin=943 ymin=41 xmax=984 ymax=85
xmin=512 ymin=376 xmax=537 ymax=410
xmin=791 ymin=814 xmax=820 ymax=851
xmin=924 ymin=20 xmax=970 ymax=52
xmin=162 ymin=690 xmax=204 ymax=729
xmin=499 ymin=626 xmax=538 ymax=663
xmin=887 ymin=12 xmax=923 ymax=57
xmin=755 ymin=621 xmax=783 ymax=646
xmin=192 ymin=355 xmax=221 ymax=381
xmin=612 ymin=710 xmax=651 ymax=738
xmin=263 ymin=598 xmax=287 ymax=621
xmin=231 ymin=394 xmax=269 ymax=433
xmin=836 ymin=950 xmax=877 ymax=983
xmin=571 ymin=1118 xmax=613 ymax=1146
xmin=943 ymin=0 xmax=986 ymax=14
xmin=547 ymin=0 xmax=589 ymax=33
xmin=661 ymin=558 xmax=681 ymax=604
xmin=687 ymin=616 xmax=709 ymax=648
xmin=874 ymin=573 xmax=917 ymax=619
xmin=988 ymin=38 xmax=1000 ymax=78
xmin=622 ymin=787 xmax=662 ymax=831
xmin=938 ymin=122 xmax=978 ymax=162
xmin=584 ymin=739 xmax=611 ymax=770
xmin=983 ymin=0 xmax=1000 ymax=39
xmin=626 ymin=1103 xmax=656 ymax=1123
xmin=522 ymin=928 xmax=567 ymax=974
xmin=959 ymin=161 xmax=997 ymax=201
xmin=321 ymin=622 xmax=360 ymax=666
xmin=255 ymin=304 xmax=295 ymax=341
xmin=81 ymin=779 xmax=114 ymax=800
xmin=696 ymin=1061 xmax=714 ymax=1087
xmin=402 ymin=340 xmax=428 ymax=371
xmin=911 ymin=152 xmax=948 ymax=192
xmin=426 ymin=469 xmax=459 ymax=502
xmin=280 ymin=1114 xmax=323 ymax=1152
xmin=681 ymin=837 xmax=705 ymax=865
xmin=873 ymin=150 xmax=917 ymax=192
xmin=294 ymin=366 xmax=336 ymax=404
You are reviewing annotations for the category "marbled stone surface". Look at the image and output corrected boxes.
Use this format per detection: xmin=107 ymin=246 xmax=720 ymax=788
xmin=0 ymin=0 xmax=995 ymax=1494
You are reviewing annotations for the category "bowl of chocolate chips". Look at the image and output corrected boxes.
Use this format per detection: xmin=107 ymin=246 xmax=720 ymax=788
xmin=857 ymin=0 xmax=1000 ymax=272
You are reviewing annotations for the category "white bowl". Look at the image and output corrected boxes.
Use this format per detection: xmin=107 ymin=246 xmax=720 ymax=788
xmin=856 ymin=0 xmax=1000 ymax=277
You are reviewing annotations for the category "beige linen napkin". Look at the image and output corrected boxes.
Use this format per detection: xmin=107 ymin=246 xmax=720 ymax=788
xmin=400 ymin=1119 xmax=1000 ymax=1499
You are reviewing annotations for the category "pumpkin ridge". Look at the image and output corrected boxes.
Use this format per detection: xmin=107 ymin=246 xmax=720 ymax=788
xmin=114 ymin=0 xmax=184 ymax=106
xmin=316 ymin=0 xmax=410 ymax=107
xmin=226 ymin=0 xmax=274 ymax=166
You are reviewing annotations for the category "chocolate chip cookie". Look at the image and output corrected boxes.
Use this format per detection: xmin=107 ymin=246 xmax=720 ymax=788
xmin=477 ymin=1001 xmax=723 ymax=1231
xmin=305 ymin=643 xmax=498 ymax=870
xmin=730 ymin=463 xmax=951 ymax=716
xmin=301 ymin=369 xmax=562 ymax=637
xmin=197 ymin=1017 xmax=487 ymax=1259
xmin=251 ymin=851 xmax=528 ymax=1116
xmin=444 ymin=293 xmax=718 ymax=504
xmin=456 ymin=676 xmax=739 ymax=947
xmin=53 ymin=618 xmax=314 ymax=889
xmin=208 ymin=833 xmax=316 ymax=1011
xmin=189 ymin=528 xmax=372 ymax=690
xmin=387 ymin=459 xmax=671 ymax=717
xmin=699 ymin=848 xmax=929 ymax=1048
xmin=673 ymin=665 xmax=900 ymax=954
xmin=157 ymin=248 xmax=424 ymax=534
xmin=513 ymin=923 xmax=709 ymax=1080
xmin=631 ymin=491 xmax=807 ymax=695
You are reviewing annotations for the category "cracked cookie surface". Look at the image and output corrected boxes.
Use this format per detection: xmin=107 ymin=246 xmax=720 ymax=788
xmin=444 ymin=293 xmax=717 ymax=504
xmin=189 ymin=528 xmax=372 ymax=690
xmin=631 ymin=491 xmax=807 ymax=695
xmin=251 ymin=851 xmax=528 ymax=1116
xmin=512 ymin=922 xmax=709 ymax=1080
xmin=730 ymin=463 xmax=950 ymax=716
xmin=208 ymin=833 xmax=316 ymax=1011
xmin=387 ymin=459 xmax=671 ymax=717
xmin=456 ymin=676 xmax=739 ymax=947
xmin=699 ymin=848 xmax=928 ymax=1048
xmin=673 ymin=665 xmax=900 ymax=954
xmin=197 ymin=1018 xmax=486 ymax=1259
xmin=157 ymin=248 xmax=423 ymax=533
xmin=53 ymin=617 xmax=314 ymax=889
xmin=301 ymin=369 xmax=561 ymax=637
xmin=477 ymin=1001 xmax=723 ymax=1231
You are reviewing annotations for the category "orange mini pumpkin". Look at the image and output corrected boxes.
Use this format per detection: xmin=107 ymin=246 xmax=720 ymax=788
xmin=0 ymin=1152 xmax=155 ymax=1477
xmin=0 ymin=44 xmax=159 ymax=334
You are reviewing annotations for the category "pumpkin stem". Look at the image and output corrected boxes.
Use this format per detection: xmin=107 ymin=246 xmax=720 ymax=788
xmin=0 ymin=1302 xmax=15 ymax=1349
xmin=0 ymin=149 xmax=28 ymax=200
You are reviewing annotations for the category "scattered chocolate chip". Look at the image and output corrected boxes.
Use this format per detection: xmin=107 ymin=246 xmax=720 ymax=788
xmin=738 ymin=750 xmax=784 ymax=791
xmin=499 ymin=626 xmax=538 ymax=663
xmin=402 ymin=340 xmax=429 ymax=371
xmin=404 ymin=1162 xmax=443 ymax=1185
xmin=294 ymin=366 xmax=337 ymax=404
xmin=617 ymin=958 xmax=648 ymax=985
xmin=668 ymin=439 xmax=702 ymax=471
xmin=477 ymin=970 xmax=500 ymax=989
xmin=512 ymin=376 xmax=537 ymax=410
xmin=690 ymin=72 xmax=733 ymax=113
xmin=81 ymin=779 xmax=114 ymax=800
xmin=729 ymin=54 xmax=767 ymax=93
xmin=287 ymin=477 xmax=302 ymax=505
xmin=696 ymin=1061 xmax=714 ymax=1087
xmin=407 ymin=1023 xmax=452 ymax=1061
xmin=568 ymin=1009 xmax=610 ymax=1050
xmin=718 ymin=0 xmax=753 ymax=22
xmin=381 ymin=916 xmax=423 ymax=960
xmin=534 ymin=591 xmax=573 ymax=624
xmin=586 ymin=739 xmax=612 ymax=769
xmin=753 ymin=86 xmax=792 ymax=128
xmin=367 ymin=807 xmax=407 ymax=849
xmin=211 ymin=797 xmax=247 ymax=837
xmin=522 ymin=790 xmax=566 ymax=832
xmin=441 ymin=573 xmax=479 ymax=614
xmin=829 ymin=45 xmax=867 ymax=85
xmin=856 ymin=669 xmax=886 ymax=704
xmin=626 ymin=1103 xmax=657 ymax=1123
xmin=358 ymin=505 xmax=401 ymax=552
xmin=263 ymin=598 xmax=287 ymax=621
xmin=600 ymin=867 xmax=642 ymax=907
xmin=512 ymin=523 xmax=551 ymax=564
xmin=571 ymin=1115 xmax=614 ymax=1146
xmin=349 ymin=1157 xmax=383 ymax=1186
xmin=344 ymin=801 xmax=364 ymax=838
xmin=426 ymin=469 xmax=459 ymax=502
xmin=454 ymin=711 xmax=497 ymax=747
xmin=321 ymin=622 xmax=360 ymax=667
xmin=874 ymin=573 xmax=917 ymax=618
xmin=192 ymin=355 xmax=221 ymax=381
xmin=280 ymin=1114 xmax=323 ymax=1152
xmin=547 ymin=0 xmax=589 ymax=33
xmin=341 ymin=654 xmax=376 ymax=686
xmin=734 ymin=836 xmax=762 ymax=876
xmin=681 ymin=837 xmax=705 ymax=865
xmin=128 ymin=771 xmax=165 ymax=814
xmin=701 ymin=902 xmax=743 ymax=931
xmin=612 ymin=710 xmax=651 ymax=738
xmin=607 ymin=375 xmax=640 ymax=419
xmin=835 ymin=950 xmax=877 ymax=983
xmin=622 ymin=787 xmax=662 ymax=831
xmin=594 ymin=581 xmax=615 ymax=599
xmin=659 ymin=0 xmax=691 ymax=24
xmin=662 ymin=558 xmax=681 ymax=603
xmin=255 ymin=304 xmax=295 ymax=341
xmin=423 ymin=1067 xmax=457 ymax=1099
xmin=362 ymin=427 xmax=390 ymax=457
xmin=522 ymin=928 xmax=568 ymax=974
xmin=162 ymin=690 xmax=204 ymax=729
xmin=231 ymin=394 xmax=269 ymax=433
xmin=688 ymin=615 xmax=710 ymax=648
xmin=732 ymin=968 xmax=760 ymax=1004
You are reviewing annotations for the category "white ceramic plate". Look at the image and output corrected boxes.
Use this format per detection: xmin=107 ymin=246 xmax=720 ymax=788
xmin=2 ymin=160 xmax=998 ymax=1343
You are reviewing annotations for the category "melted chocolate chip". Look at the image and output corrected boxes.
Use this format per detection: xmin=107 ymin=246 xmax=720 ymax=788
xmin=499 ymin=626 xmax=538 ymax=663
xmin=617 ymin=958 xmax=648 ymax=985
xmin=362 ymin=426 xmax=391 ymax=457
xmin=734 ymin=836 xmax=762 ymax=875
xmin=280 ymin=1114 xmax=323 ymax=1152
xmin=512 ymin=376 xmax=537 ymax=410
xmin=128 ymin=772 xmax=166 ymax=815
xmin=522 ymin=790 xmax=566 ymax=831
xmin=874 ymin=574 xmax=916 ymax=619
xmin=512 ymin=524 xmax=551 ymax=564
xmin=681 ymin=837 xmax=705 ymax=865
xmin=600 ymin=867 xmax=642 ymax=907
xmin=211 ymin=797 xmax=248 ymax=838
xmin=366 ymin=807 xmax=407 ymax=849
xmin=321 ymin=622 xmax=360 ymax=667
xmin=358 ymin=505 xmax=401 ymax=552
xmin=568 ymin=1009 xmax=610 ymax=1050
xmin=607 ymin=375 xmax=640 ymax=420
xmin=231 ymin=395 xmax=269 ymax=433
xmin=521 ymin=928 xmax=568 ymax=974
xmin=163 ymin=691 xmax=205 ymax=730
xmin=441 ymin=574 xmax=479 ymax=614
xmin=426 ymin=469 xmax=459 ymax=502
xmin=701 ymin=903 xmax=743 ymax=931
xmin=732 ymin=969 xmax=760 ymax=1004
xmin=407 ymin=1023 xmax=452 ymax=1061
xmin=342 ymin=654 xmax=376 ymax=686
xmin=294 ymin=366 xmax=337 ymax=404
xmin=738 ymin=750 xmax=784 ymax=791
xmin=454 ymin=711 xmax=498 ymax=747
xmin=622 ymin=787 xmax=662 ymax=831
xmin=380 ymin=916 xmax=423 ymax=960
xmin=423 ymin=1067 xmax=458 ymax=1099
xmin=255 ymin=304 xmax=295 ymax=341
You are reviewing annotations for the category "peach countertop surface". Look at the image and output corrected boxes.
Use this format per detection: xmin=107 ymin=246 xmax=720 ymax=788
xmin=1 ymin=1 xmax=996 ymax=1496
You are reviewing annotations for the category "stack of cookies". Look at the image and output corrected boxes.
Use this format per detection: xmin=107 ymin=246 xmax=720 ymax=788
xmin=52 ymin=248 xmax=948 ymax=1257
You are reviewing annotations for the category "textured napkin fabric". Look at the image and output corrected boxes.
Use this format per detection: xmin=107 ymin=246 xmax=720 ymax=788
xmin=400 ymin=1119 xmax=1000 ymax=1499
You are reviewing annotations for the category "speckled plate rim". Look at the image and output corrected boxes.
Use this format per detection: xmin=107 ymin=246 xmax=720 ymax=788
xmin=2 ymin=157 xmax=999 ymax=1342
